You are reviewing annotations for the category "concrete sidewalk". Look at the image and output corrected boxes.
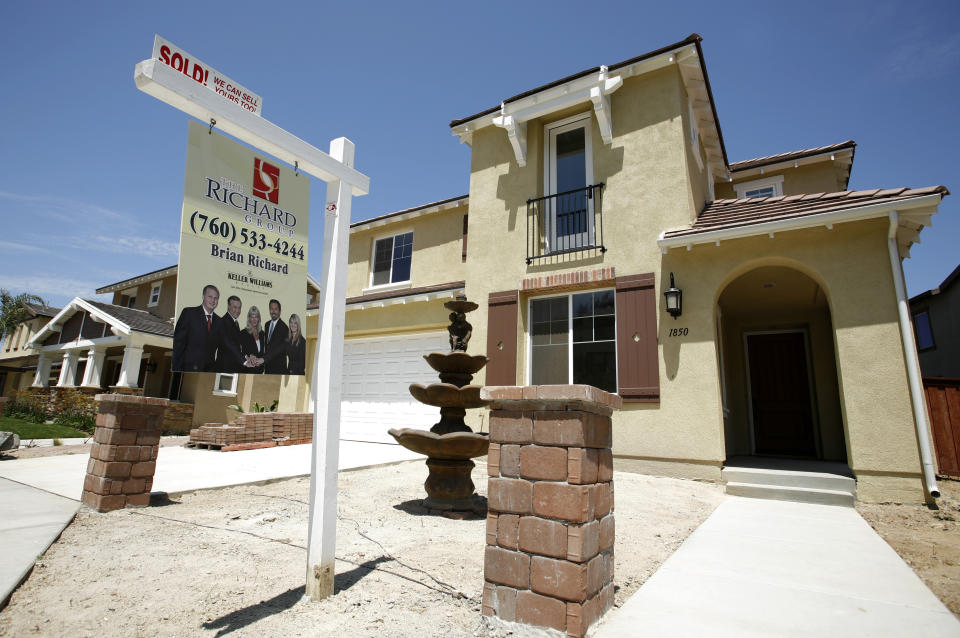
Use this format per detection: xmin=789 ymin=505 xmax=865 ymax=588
xmin=596 ymin=496 xmax=960 ymax=637
xmin=0 ymin=440 xmax=422 ymax=608
xmin=0 ymin=477 xmax=79 ymax=608
xmin=0 ymin=439 xmax=421 ymax=500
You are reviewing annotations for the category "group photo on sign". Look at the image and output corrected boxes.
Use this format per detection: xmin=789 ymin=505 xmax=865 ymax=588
xmin=172 ymin=119 xmax=310 ymax=376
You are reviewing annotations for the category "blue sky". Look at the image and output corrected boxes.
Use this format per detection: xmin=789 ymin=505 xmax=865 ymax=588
xmin=1 ymin=1 xmax=957 ymax=308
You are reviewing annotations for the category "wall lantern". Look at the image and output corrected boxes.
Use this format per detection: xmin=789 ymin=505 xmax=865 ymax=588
xmin=664 ymin=272 xmax=682 ymax=319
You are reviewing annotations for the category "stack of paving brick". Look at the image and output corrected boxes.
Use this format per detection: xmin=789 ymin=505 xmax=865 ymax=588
xmin=81 ymin=394 xmax=168 ymax=512
xmin=189 ymin=423 xmax=245 ymax=446
xmin=274 ymin=412 xmax=312 ymax=443
xmin=479 ymin=385 xmax=620 ymax=638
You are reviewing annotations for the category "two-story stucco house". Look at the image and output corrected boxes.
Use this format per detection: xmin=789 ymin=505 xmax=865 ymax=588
xmin=342 ymin=34 xmax=948 ymax=504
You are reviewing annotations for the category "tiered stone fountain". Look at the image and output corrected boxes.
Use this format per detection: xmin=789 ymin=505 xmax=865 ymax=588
xmin=388 ymin=295 xmax=489 ymax=512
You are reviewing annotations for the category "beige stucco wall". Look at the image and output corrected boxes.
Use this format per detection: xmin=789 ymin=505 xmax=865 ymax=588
xmin=664 ymin=219 xmax=924 ymax=501
xmin=111 ymin=274 xmax=178 ymax=320
xmin=451 ymin=63 xmax=925 ymax=501
xmin=346 ymin=203 xmax=468 ymax=298
xmin=715 ymin=163 xmax=846 ymax=200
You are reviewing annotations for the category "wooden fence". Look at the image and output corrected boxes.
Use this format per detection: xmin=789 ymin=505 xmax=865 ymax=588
xmin=925 ymin=378 xmax=960 ymax=478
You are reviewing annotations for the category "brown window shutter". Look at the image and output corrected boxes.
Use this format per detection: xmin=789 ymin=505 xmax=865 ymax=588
xmin=486 ymin=290 xmax=519 ymax=386
xmin=461 ymin=214 xmax=469 ymax=263
xmin=615 ymin=273 xmax=659 ymax=401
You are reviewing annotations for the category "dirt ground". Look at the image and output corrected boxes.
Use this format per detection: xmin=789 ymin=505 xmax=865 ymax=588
xmin=857 ymin=477 xmax=960 ymax=617
xmin=0 ymin=459 xmax=724 ymax=638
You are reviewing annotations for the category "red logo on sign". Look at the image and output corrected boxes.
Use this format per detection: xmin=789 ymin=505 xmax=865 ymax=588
xmin=253 ymin=158 xmax=280 ymax=203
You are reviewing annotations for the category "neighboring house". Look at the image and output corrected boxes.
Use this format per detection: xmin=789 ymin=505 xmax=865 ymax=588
xmin=910 ymin=264 xmax=960 ymax=379
xmin=13 ymin=265 xmax=322 ymax=428
xmin=0 ymin=302 xmax=62 ymax=394
xmin=343 ymin=34 xmax=947 ymax=503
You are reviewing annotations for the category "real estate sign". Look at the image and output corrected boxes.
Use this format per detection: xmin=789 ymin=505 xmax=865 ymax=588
xmin=152 ymin=35 xmax=263 ymax=115
xmin=172 ymin=120 xmax=310 ymax=375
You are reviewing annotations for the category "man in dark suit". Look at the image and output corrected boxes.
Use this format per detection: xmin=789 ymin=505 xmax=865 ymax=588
xmin=262 ymin=298 xmax=289 ymax=374
xmin=173 ymin=284 xmax=221 ymax=373
xmin=214 ymin=295 xmax=246 ymax=373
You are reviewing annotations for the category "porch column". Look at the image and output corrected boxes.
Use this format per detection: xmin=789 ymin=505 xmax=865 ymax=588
xmin=116 ymin=344 xmax=144 ymax=388
xmin=56 ymin=350 xmax=80 ymax=387
xmin=32 ymin=353 xmax=52 ymax=387
xmin=81 ymin=346 xmax=107 ymax=389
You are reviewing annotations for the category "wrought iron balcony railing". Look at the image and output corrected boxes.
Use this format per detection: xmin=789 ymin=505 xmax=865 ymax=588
xmin=526 ymin=184 xmax=605 ymax=264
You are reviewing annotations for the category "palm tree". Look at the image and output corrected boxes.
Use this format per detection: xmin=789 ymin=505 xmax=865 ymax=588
xmin=0 ymin=289 xmax=46 ymax=340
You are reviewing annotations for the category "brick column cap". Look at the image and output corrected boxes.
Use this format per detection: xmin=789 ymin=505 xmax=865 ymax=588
xmin=95 ymin=393 xmax=170 ymax=407
xmin=481 ymin=385 xmax=623 ymax=412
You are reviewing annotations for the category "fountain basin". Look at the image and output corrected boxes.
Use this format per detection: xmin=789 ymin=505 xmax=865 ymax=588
xmin=409 ymin=383 xmax=487 ymax=409
xmin=423 ymin=352 xmax=488 ymax=375
xmin=387 ymin=428 xmax=489 ymax=460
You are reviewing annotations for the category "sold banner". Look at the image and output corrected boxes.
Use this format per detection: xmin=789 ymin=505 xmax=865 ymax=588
xmin=152 ymin=35 xmax=263 ymax=115
xmin=173 ymin=120 xmax=310 ymax=376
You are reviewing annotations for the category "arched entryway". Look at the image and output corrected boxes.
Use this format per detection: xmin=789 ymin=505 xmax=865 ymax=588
xmin=716 ymin=265 xmax=847 ymax=463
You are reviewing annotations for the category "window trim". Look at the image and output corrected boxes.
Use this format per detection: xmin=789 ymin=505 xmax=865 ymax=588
xmin=367 ymin=229 xmax=414 ymax=289
xmin=734 ymin=175 xmax=784 ymax=199
xmin=543 ymin=112 xmax=594 ymax=197
xmin=212 ymin=373 xmax=238 ymax=396
xmin=543 ymin=112 xmax=595 ymax=252
xmin=525 ymin=288 xmax=618 ymax=392
xmin=147 ymin=280 xmax=162 ymax=307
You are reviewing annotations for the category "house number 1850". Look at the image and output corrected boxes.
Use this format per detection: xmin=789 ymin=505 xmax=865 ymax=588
xmin=668 ymin=328 xmax=689 ymax=337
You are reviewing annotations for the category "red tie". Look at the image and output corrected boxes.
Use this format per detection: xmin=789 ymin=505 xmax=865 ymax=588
xmin=206 ymin=315 xmax=211 ymax=332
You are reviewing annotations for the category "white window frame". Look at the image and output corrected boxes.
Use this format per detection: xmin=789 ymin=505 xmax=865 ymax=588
xmin=543 ymin=113 xmax=595 ymax=251
xmin=525 ymin=289 xmax=618 ymax=391
xmin=366 ymin=229 xmax=414 ymax=291
xmin=734 ymin=175 xmax=784 ymax=199
xmin=147 ymin=281 xmax=162 ymax=307
xmin=212 ymin=372 xmax=238 ymax=397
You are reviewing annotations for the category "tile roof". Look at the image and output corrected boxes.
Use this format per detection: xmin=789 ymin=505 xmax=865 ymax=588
xmin=663 ymin=186 xmax=949 ymax=240
xmin=729 ymin=141 xmax=856 ymax=172
xmin=96 ymin=265 xmax=178 ymax=294
xmin=24 ymin=302 xmax=61 ymax=318
xmin=84 ymin=300 xmax=173 ymax=337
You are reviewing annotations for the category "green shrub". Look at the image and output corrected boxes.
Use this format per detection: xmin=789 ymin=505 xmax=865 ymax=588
xmin=5 ymin=391 xmax=49 ymax=423
xmin=53 ymin=410 xmax=96 ymax=434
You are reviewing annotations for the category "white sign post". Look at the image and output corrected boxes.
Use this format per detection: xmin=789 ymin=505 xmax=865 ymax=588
xmin=135 ymin=40 xmax=368 ymax=601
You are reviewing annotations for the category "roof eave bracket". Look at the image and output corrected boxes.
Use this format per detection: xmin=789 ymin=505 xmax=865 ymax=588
xmin=493 ymin=112 xmax=528 ymax=168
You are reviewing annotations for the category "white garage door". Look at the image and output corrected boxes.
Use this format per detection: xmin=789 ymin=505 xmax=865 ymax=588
xmin=340 ymin=331 xmax=448 ymax=443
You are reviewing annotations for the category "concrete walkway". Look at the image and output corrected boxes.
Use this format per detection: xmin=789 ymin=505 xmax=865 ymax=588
xmin=0 ymin=477 xmax=79 ymax=608
xmin=0 ymin=439 xmax=421 ymax=500
xmin=596 ymin=496 xmax=960 ymax=637
xmin=0 ymin=440 xmax=421 ymax=607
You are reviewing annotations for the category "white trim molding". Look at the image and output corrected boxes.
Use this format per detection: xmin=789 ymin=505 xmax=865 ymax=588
xmin=733 ymin=175 xmax=784 ymax=199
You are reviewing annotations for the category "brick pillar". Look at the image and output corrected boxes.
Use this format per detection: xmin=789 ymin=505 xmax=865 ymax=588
xmin=81 ymin=394 xmax=168 ymax=512
xmin=479 ymin=385 xmax=621 ymax=638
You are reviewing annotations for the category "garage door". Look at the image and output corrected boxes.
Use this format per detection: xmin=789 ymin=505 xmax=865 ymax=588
xmin=341 ymin=331 xmax=448 ymax=443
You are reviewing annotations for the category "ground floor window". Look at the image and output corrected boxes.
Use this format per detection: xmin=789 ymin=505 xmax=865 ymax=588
xmin=529 ymin=289 xmax=616 ymax=393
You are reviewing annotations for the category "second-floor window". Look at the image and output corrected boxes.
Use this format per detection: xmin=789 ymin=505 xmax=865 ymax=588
xmin=371 ymin=231 xmax=413 ymax=286
xmin=545 ymin=114 xmax=595 ymax=251
xmin=913 ymin=310 xmax=935 ymax=350
xmin=148 ymin=282 xmax=162 ymax=307
xmin=734 ymin=175 xmax=784 ymax=199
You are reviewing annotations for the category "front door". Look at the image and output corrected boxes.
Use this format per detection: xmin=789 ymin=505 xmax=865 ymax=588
xmin=746 ymin=331 xmax=817 ymax=457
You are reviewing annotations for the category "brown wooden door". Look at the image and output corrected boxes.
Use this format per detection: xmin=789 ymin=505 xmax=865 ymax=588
xmin=747 ymin=332 xmax=817 ymax=457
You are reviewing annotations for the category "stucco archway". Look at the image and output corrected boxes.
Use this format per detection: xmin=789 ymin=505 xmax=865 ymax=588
xmin=716 ymin=265 xmax=847 ymax=463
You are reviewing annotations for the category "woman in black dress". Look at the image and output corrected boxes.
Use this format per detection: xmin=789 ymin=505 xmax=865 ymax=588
xmin=239 ymin=305 xmax=265 ymax=374
xmin=286 ymin=313 xmax=306 ymax=375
